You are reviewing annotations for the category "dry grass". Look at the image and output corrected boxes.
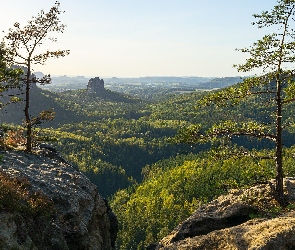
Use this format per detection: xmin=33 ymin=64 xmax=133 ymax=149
xmin=0 ymin=128 xmax=26 ymax=149
xmin=0 ymin=171 xmax=55 ymax=218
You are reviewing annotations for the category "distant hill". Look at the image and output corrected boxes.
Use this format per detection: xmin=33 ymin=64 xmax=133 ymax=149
xmin=39 ymin=76 xmax=222 ymax=92
xmin=0 ymin=86 xmax=81 ymax=127
xmin=197 ymin=76 xmax=244 ymax=89
xmin=0 ymin=84 xmax=141 ymax=127
xmin=105 ymin=76 xmax=211 ymax=84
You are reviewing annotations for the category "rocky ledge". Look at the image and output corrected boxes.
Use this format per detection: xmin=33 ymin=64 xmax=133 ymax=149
xmin=151 ymin=178 xmax=295 ymax=250
xmin=0 ymin=147 xmax=117 ymax=250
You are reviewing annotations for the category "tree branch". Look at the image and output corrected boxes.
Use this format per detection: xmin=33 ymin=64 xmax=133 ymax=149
xmin=208 ymin=131 xmax=277 ymax=142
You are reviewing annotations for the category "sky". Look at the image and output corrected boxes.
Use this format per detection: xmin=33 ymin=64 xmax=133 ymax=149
xmin=1 ymin=0 xmax=278 ymax=78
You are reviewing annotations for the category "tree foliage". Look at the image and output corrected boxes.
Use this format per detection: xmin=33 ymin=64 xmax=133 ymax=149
xmin=0 ymin=43 xmax=23 ymax=109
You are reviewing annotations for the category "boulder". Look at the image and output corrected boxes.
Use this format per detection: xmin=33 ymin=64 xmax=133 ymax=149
xmin=154 ymin=179 xmax=295 ymax=250
xmin=158 ymin=215 xmax=295 ymax=250
xmin=0 ymin=148 xmax=117 ymax=250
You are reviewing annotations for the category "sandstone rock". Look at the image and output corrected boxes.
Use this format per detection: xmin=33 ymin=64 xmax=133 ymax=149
xmin=87 ymin=77 xmax=105 ymax=93
xmin=158 ymin=216 xmax=295 ymax=250
xmin=154 ymin=179 xmax=295 ymax=250
xmin=0 ymin=148 xmax=117 ymax=250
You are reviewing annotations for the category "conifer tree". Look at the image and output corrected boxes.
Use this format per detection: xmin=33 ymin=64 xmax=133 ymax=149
xmin=3 ymin=1 xmax=70 ymax=152
xmin=181 ymin=0 xmax=295 ymax=206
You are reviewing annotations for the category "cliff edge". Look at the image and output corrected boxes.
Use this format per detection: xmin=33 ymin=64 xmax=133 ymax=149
xmin=0 ymin=147 xmax=118 ymax=250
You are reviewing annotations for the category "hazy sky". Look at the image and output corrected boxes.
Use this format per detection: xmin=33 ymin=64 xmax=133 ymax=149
xmin=1 ymin=0 xmax=278 ymax=77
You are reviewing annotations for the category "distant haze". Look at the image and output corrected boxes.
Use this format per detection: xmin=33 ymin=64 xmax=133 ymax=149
xmin=1 ymin=0 xmax=277 ymax=77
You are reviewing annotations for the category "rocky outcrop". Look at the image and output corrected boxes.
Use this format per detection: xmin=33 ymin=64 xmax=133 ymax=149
xmin=0 ymin=147 xmax=117 ymax=250
xmin=87 ymin=77 xmax=105 ymax=93
xmin=153 ymin=179 xmax=295 ymax=250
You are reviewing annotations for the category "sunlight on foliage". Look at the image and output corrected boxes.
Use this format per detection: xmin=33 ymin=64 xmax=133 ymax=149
xmin=111 ymin=146 xmax=295 ymax=249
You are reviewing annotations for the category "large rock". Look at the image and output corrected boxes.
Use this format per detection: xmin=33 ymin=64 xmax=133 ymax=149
xmin=158 ymin=215 xmax=295 ymax=250
xmin=154 ymin=179 xmax=295 ymax=250
xmin=0 ymin=148 xmax=117 ymax=250
xmin=87 ymin=77 xmax=105 ymax=93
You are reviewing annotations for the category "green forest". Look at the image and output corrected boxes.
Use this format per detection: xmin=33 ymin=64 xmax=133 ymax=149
xmin=2 ymin=78 xmax=295 ymax=249
xmin=2 ymin=0 xmax=295 ymax=249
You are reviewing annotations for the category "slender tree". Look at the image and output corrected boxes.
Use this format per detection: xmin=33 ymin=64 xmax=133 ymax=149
xmin=180 ymin=0 xmax=295 ymax=206
xmin=3 ymin=1 xmax=70 ymax=152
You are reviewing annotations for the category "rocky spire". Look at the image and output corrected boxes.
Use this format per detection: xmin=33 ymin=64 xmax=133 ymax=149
xmin=87 ymin=77 xmax=105 ymax=93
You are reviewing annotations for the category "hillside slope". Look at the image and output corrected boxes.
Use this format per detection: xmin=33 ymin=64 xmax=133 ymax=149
xmin=0 ymin=86 xmax=80 ymax=126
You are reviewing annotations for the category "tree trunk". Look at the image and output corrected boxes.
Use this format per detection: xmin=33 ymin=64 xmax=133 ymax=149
xmin=24 ymin=62 xmax=31 ymax=152
xmin=275 ymin=76 xmax=285 ymax=206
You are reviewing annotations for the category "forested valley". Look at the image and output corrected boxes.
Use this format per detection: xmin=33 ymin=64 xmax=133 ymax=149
xmin=2 ymin=78 xmax=295 ymax=249
xmin=3 ymin=1 xmax=295 ymax=249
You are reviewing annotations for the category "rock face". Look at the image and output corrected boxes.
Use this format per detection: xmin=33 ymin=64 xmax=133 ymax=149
xmin=87 ymin=77 xmax=105 ymax=93
xmin=153 ymin=179 xmax=295 ymax=250
xmin=0 ymin=147 xmax=117 ymax=250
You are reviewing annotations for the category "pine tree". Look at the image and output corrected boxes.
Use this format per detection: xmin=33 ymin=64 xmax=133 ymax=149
xmin=3 ymin=1 xmax=69 ymax=152
xmin=181 ymin=0 xmax=295 ymax=206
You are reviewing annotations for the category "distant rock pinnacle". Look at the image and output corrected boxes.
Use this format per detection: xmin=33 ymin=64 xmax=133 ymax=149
xmin=87 ymin=77 xmax=105 ymax=93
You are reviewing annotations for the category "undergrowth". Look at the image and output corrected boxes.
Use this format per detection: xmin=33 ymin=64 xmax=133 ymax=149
xmin=0 ymin=171 xmax=55 ymax=219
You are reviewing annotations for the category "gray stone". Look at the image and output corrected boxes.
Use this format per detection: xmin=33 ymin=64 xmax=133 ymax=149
xmin=155 ymin=180 xmax=295 ymax=250
xmin=39 ymin=143 xmax=57 ymax=153
xmin=0 ymin=148 xmax=117 ymax=250
xmin=87 ymin=77 xmax=105 ymax=93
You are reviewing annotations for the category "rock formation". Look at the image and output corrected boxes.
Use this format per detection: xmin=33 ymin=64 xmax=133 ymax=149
xmin=151 ymin=179 xmax=295 ymax=250
xmin=0 ymin=147 xmax=117 ymax=250
xmin=87 ymin=77 xmax=105 ymax=93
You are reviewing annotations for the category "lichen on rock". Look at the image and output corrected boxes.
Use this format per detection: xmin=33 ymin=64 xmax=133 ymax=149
xmin=152 ymin=179 xmax=295 ymax=250
xmin=0 ymin=147 xmax=117 ymax=250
